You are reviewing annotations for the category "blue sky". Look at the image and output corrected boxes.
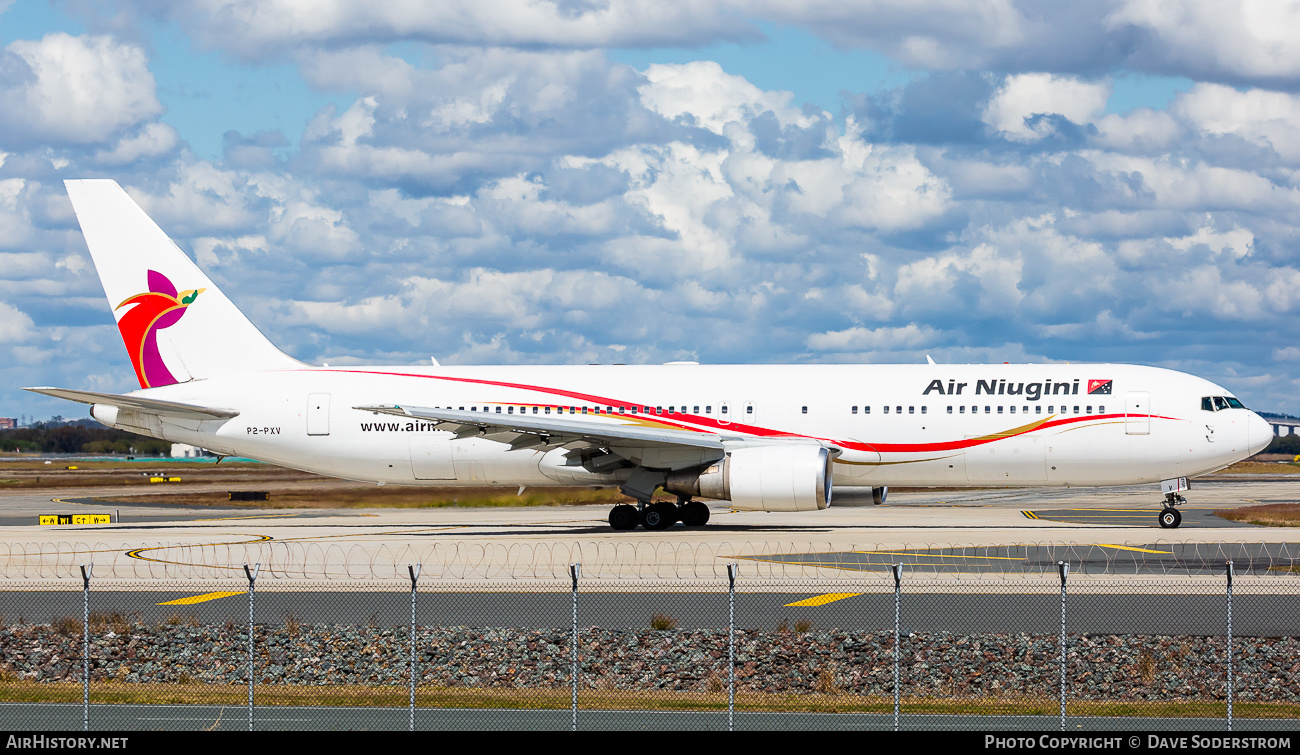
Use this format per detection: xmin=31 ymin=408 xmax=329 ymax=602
xmin=1 ymin=0 xmax=1299 ymax=420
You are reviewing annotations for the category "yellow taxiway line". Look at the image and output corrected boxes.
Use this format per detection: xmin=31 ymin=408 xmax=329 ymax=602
xmin=784 ymin=593 xmax=862 ymax=607
xmin=157 ymin=591 xmax=246 ymax=606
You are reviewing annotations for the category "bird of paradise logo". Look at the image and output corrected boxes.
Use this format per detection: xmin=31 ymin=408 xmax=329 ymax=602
xmin=115 ymin=270 xmax=204 ymax=388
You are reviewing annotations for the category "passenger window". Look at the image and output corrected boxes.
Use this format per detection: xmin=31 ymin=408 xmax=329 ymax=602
xmin=470 ymin=407 xmax=477 ymax=412
xmin=1009 ymin=406 xmax=1015 ymax=414
xmin=959 ymin=406 xmax=965 ymax=414
xmin=908 ymin=406 xmax=914 ymax=414
xmin=1099 ymin=405 xmax=1105 ymax=413
xmin=884 ymin=406 xmax=890 ymax=414
xmin=1073 ymin=406 xmax=1079 ymax=414
xmin=896 ymin=406 xmax=902 ymax=413
xmin=721 ymin=405 xmax=728 ymax=414
xmin=921 ymin=406 xmax=927 ymax=414
xmin=705 ymin=406 xmax=712 ymax=414
xmin=1035 ymin=406 xmax=1041 ymax=414
xmin=693 ymin=406 xmax=699 ymax=413
xmin=985 ymin=406 xmax=990 ymax=414
xmin=801 ymin=406 xmax=808 ymax=414
xmin=656 ymin=406 xmax=662 ymax=415
xmin=495 ymin=407 xmax=502 ymax=413
xmin=852 ymin=406 xmax=858 ymax=414
xmin=746 ymin=405 xmax=753 ymax=414
xmin=997 ymin=406 xmax=1003 ymax=414
xmin=947 ymin=406 xmax=953 ymax=414
xmin=864 ymin=406 xmax=870 ymax=414
xmin=1086 ymin=406 xmax=1092 ymax=414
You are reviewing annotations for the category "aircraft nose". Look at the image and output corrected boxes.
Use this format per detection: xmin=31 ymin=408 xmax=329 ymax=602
xmin=1248 ymin=412 xmax=1273 ymax=456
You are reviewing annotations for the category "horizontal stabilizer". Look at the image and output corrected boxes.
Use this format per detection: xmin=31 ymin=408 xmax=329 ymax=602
xmin=24 ymin=387 xmax=239 ymax=420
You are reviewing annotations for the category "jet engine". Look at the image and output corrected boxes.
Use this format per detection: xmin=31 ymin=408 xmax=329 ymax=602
xmin=665 ymin=445 xmax=832 ymax=512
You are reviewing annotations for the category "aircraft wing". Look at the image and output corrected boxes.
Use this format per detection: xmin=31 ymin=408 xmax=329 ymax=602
xmin=355 ymin=404 xmax=728 ymax=468
xmin=24 ymin=387 xmax=240 ymax=420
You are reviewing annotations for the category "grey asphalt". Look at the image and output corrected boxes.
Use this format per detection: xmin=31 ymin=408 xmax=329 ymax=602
xmin=1 ymin=703 xmax=1293 ymax=731
xmin=4 ymin=588 xmax=1297 ymax=635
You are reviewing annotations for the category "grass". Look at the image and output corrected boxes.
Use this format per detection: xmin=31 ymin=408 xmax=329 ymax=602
xmin=1214 ymin=503 xmax=1300 ymax=527
xmin=0 ymin=681 xmax=1296 ymax=718
xmin=1212 ymin=461 xmax=1300 ymax=475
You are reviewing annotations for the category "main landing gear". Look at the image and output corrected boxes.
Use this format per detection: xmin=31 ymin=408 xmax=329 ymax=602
xmin=607 ymin=497 xmax=710 ymax=530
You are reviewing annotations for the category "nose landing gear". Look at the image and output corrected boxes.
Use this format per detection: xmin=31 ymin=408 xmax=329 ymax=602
xmin=1158 ymin=477 xmax=1189 ymax=529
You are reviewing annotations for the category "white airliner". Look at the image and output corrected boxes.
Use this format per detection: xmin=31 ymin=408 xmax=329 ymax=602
xmin=27 ymin=180 xmax=1272 ymax=530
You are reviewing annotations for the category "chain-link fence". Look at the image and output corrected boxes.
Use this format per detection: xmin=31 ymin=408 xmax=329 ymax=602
xmin=2 ymin=563 xmax=1297 ymax=731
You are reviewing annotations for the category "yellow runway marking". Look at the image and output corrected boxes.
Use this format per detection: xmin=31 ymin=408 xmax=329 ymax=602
xmin=1097 ymin=544 xmax=1172 ymax=554
xmin=785 ymin=593 xmax=862 ymax=607
xmin=856 ymin=550 xmax=1024 ymax=560
xmin=158 ymin=591 xmax=245 ymax=606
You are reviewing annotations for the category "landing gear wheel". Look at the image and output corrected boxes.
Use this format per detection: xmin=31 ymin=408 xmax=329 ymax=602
xmin=680 ymin=501 xmax=710 ymax=527
xmin=1159 ymin=507 xmax=1182 ymax=529
xmin=641 ymin=502 xmax=676 ymax=530
xmin=608 ymin=504 xmax=639 ymax=530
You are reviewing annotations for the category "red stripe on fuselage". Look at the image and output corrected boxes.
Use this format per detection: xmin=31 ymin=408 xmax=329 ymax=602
xmin=312 ymin=368 xmax=1173 ymax=455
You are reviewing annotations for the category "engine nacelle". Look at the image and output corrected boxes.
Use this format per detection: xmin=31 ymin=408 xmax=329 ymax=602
xmin=665 ymin=445 xmax=832 ymax=512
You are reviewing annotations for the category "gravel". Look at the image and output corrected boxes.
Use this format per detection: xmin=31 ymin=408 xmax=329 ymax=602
xmin=2 ymin=622 xmax=1296 ymax=702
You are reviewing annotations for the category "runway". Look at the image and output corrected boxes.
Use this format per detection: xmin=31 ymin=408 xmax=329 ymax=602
xmin=0 ymin=476 xmax=1296 ymax=580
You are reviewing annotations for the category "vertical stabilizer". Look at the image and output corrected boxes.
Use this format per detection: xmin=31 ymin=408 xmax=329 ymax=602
xmin=65 ymin=179 xmax=302 ymax=388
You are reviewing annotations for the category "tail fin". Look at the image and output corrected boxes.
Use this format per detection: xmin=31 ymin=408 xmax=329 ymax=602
xmin=65 ymin=179 xmax=303 ymax=388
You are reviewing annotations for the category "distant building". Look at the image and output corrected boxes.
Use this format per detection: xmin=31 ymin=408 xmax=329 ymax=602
xmin=170 ymin=443 xmax=211 ymax=458
xmin=0 ymin=418 xmax=15 ymax=430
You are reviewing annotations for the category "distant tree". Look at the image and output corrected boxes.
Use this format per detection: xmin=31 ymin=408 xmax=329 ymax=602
xmin=1265 ymin=434 xmax=1300 ymax=455
xmin=46 ymin=425 xmax=90 ymax=453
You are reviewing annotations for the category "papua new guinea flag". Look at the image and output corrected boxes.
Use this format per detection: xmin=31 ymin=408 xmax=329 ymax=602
xmin=1088 ymin=379 xmax=1113 ymax=395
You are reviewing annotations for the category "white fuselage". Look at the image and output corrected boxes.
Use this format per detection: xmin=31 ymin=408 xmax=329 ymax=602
xmin=105 ymin=362 xmax=1272 ymax=496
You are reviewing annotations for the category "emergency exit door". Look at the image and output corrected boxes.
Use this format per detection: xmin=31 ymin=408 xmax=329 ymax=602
xmin=1125 ymin=391 xmax=1150 ymax=435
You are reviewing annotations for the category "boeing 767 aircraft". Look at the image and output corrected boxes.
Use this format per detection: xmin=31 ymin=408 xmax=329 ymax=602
xmin=27 ymin=180 xmax=1273 ymax=530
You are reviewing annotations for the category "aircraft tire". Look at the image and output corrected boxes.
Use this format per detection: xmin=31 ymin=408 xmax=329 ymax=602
xmin=680 ymin=501 xmax=710 ymax=526
xmin=641 ymin=502 xmax=676 ymax=530
xmin=608 ymin=504 xmax=639 ymax=530
xmin=1158 ymin=507 xmax=1182 ymax=529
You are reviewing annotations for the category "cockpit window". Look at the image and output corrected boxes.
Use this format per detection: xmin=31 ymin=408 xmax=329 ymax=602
xmin=1203 ymin=395 xmax=1246 ymax=411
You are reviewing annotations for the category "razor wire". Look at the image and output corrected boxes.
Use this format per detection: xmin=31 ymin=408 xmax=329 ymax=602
xmin=1 ymin=539 xmax=1299 ymax=581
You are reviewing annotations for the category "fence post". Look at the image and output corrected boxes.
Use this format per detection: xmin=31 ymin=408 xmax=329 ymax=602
xmin=1057 ymin=561 xmax=1069 ymax=731
xmin=893 ymin=562 xmax=903 ymax=732
xmin=727 ymin=562 xmax=737 ymax=732
xmin=243 ymin=562 xmax=259 ymax=731
xmin=79 ymin=563 xmax=91 ymax=732
xmin=1226 ymin=560 xmax=1234 ymax=732
xmin=408 ymin=563 xmax=421 ymax=732
xmin=569 ymin=562 xmax=580 ymax=732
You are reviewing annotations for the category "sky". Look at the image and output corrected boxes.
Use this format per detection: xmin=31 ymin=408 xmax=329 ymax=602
xmin=1 ymin=0 xmax=1299 ymax=421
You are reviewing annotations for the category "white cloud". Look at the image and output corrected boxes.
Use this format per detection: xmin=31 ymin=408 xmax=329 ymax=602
xmin=0 ymin=33 xmax=160 ymax=146
xmin=982 ymin=73 xmax=1111 ymax=141
xmin=1174 ymin=83 xmax=1300 ymax=162
xmin=806 ymin=323 xmax=937 ymax=351
xmin=94 ymin=122 xmax=180 ymax=165
xmin=639 ymin=61 xmax=817 ymax=136
xmin=1165 ymin=221 xmax=1254 ymax=259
